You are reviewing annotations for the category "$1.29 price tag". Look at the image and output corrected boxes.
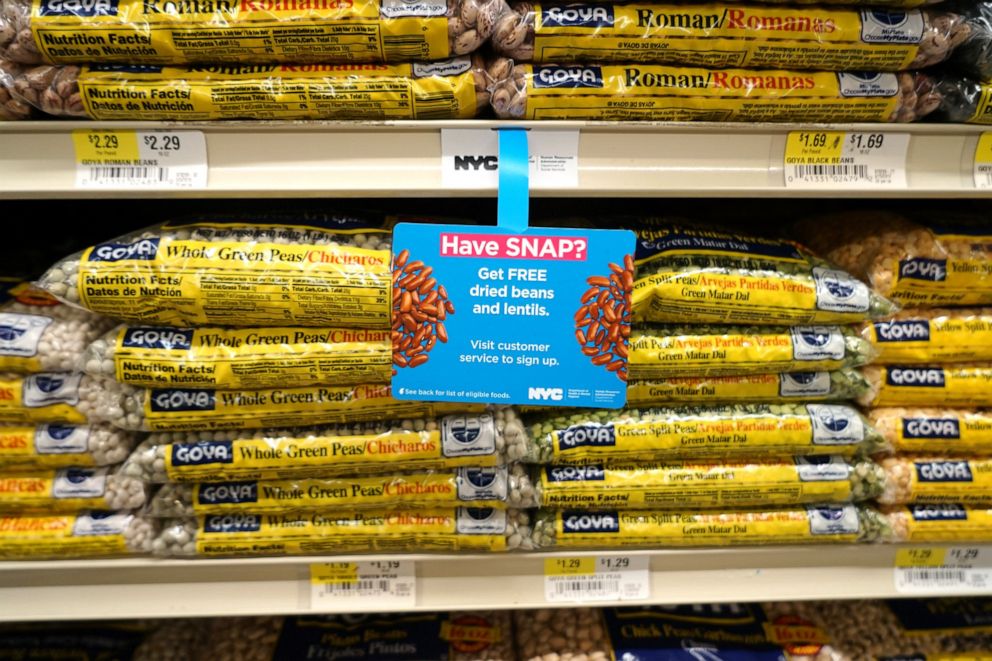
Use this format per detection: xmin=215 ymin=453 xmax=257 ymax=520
xmin=784 ymin=131 xmax=909 ymax=189
xmin=544 ymin=556 xmax=649 ymax=603
xmin=894 ymin=547 xmax=992 ymax=594
xmin=310 ymin=560 xmax=416 ymax=609
xmin=72 ymin=130 xmax=207 ymax=189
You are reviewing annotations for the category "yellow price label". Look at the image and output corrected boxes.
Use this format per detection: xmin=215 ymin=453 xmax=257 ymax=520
xmin=72 ymin=130 xmax=141 ymax=164
xmin=976 ymin=133 xmax=992 ymax=165
xmin=545 ymin=557 xmax=595 ymax=576
xmin=785 ymin=131 xmax=845 ymax=164
xmin=896 ymin=547 xmax=948 ymax=568
xmin=310 ymin=562 xmax=359 ymax=584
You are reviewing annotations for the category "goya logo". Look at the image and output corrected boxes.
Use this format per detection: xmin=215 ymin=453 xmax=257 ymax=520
xmin=911 ymin=504 xmax=967 ymax=521
xmin=903 ymin=417 xmax=960 ymax=439
xmin=556 ymin=424 xmax=615 ymax=450
xmin=88 ymin=238 xmax=160 ymax=262
xmin=533 ymin=66 xmax=604 ymax=89
xmin=546 ymin=465 xmax=605 ymax=482
xmin=150 ymin=389 xmax=216 ymax=412
xmin=38 ymin=0 xmax=119 ymax=15
xmin=561 ymin=511 xmax=619 ymax=533
xmin=171 ymin=440 xmax=233 ymax=466
xmin=899 ymin=258 xmax=947 ymax=282
xmin=203 ymin=514 xmax=260 ymax=533
xmin=916 ymin=460 xmax=973 ymax=482
xmin=122 ymin=328 xmax=194 ymax=351
xmin=873 ymin=320 xmax=930 ymax=342
xmin=887 ymin=367 xmax=945 ymax=387
xmin=541 ymin=4 xmax=615 ymax=27
xmin=198 ymin=481 xmax=258 ymax=504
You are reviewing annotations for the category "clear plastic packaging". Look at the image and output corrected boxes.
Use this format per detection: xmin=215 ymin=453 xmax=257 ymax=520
xmin=877 ymin=456 xmax=992 ymax=505
xmin=0 ymin=466 xmax=146 ymax=513
xmin=859 ymin=363 xmax=992 ymax=408
xmin=0 ymin=59 xmax=31 ymax=119
xmin=626 ymin=220 xmax=896 ymax=325
xmin=532 ymin=457 xmax=884 ymax=509
xmin=0 ymin=423 xmax=134 ymax=470
xmin=82 ymin=324 xmax=392 ymax=390
xmin=492 ymin=2 xmax=969 ymax=72
xmin=147 ymin=464 xmax=537 ymax=516
xmin=0 ymin=0 xmax=507 ymax=65
xmin=627 ymin=369 xmax=870 ymax=406
xmin=862 ymin=307 xmax=992 ymax=364
xmin=121 ymin=409 xmax=525 ymax=483
xmin=10 ymin=59 xmax=488 ymax=119
xmin=0 ymin=511 xmax=154 ymax=559
xmin=487 ymin=59 xmax=942 ymax=123
xmin=524 ymin=404 xmax=887 ymax=464
xmin=0 ymin=372 xmax=103 ymax=425
xmin=629 ymin=324 xmax=875 ymax=378
xmin=869 ymin=407 xmax=992 ymax=456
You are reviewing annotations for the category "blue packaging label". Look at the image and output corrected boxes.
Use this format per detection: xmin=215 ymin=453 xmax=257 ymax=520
xmin=903 ymin=417 xmax=960 ymax=439
xmin=391 ymin=224 xmax=635 ymax=407
xmin=198 ymin=481 xmax=258 ymax=504
xmin=898 ymin=258 xmax=947 ymax=282
xmin=37 ymin=0 xmax=119 ymax=16
xmin=532 ymin=66 xmax=605 ymax=88
xmin=545 ymin=465 xmax=606 ymax=482
xmin=561 ymin=511 xmax=620 ymax=533
xmin=121 ymin=327 xmax=194 ymax=350
xmin=910 ymin=504 xmax=968 ymax=521
xmin=171 ymin=440 xmax=233 ymax=467
xmin=886 ymin=367 xmax=946 ymax=388
xmin=86 ymin=238 xmax=160 ymax=262
xmin=873 ymin=320 xmax=931 ymax=343
xmin=150 ymin=389 xmax=216 ymax=412
xmin=203 ymin=514 xmax=261 ymax=533
xmin=915 ymin=460 xmax=974 ymax=483
xmin=541 ymin=4 xmax=615 ymax=27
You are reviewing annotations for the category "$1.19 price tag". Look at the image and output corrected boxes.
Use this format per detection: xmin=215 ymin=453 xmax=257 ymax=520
xmin=544 ymin=556 xmax=649 ymax=603
xmin=784 ymin=131 xmax=909 ymax=189
xmin=894 ymin=547 xmax=992 ymax=594
xmin=310 ymin=560 xmax=416 ymax=609
xmin=974 ymin=133 xmax=992 ymax=189
xmin=72 ymin=130 xmax=207 ymax=189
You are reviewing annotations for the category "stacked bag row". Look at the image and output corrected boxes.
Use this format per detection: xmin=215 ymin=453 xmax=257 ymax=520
xmin=6 ymin=0 xmax=992 ymax=123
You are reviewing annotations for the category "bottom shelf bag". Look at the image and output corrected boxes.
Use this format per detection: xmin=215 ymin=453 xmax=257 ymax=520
xmin=0 ymin=511 xmax=155 ymax=559
xmin=191 ymin=612 xmax=514 ymax=661
xmin=881 ymin=503 xmax=992 ymax=542
xmin=526 ymin=505 xmax=887 ymax=550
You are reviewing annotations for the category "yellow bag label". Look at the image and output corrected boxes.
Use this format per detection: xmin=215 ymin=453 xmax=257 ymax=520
xmin=112 ymin=326 xmax=392 ymax=388
xmin=627 ymin=372 xmax=838 ymax=405
xmin=31 ymin=0 xmax=450 ymax=65
xmin=868 ymin=366 xmax=992 ymax=407
xmin=903 ymin=459 xmax=992 ymax=504
xmin=78 ymin=61 xmax=478 ymax=120
xmin=78 ymin=234 xmax=390 ymax=327
xmin=0 ymin=375 xmax=87 ymax=425
xmin=143 ymin=383 xmax=472 ymax=431
xmin=529 ymin=4 xmax=921 ymax=70
xmin=886 ymin=410 xmax=992 ymax=455
xmin=163 ymin=413 xmax=500 ymax=481
xmin=0 ymin=295 xmax=60 ymax=371
xmin=969 ymin=84 xmax=992 ymax=125
xmin=890 ymin=258 xmax=992 ymax=306
xmin=519 ymin=65 xmax=900 ymax=122
xmin=550 ymin=506 xmax=863 ymax=547
xmin=188 ymin=468 xmax=508 ymax=512
xmin=628 ymin=326 xmax=847 ymax=378
xmin=550 ymin=405 xmax=867 ymax=462
xmin=0 ymin=426 xmax=98 ymax=469
xmin=867 ymin=313 xmax=992 ymax=364
xmin=897 ymin=505 xmax=992 ymax=542
xmin=538 ymin=459 xmax=853 ymax=508
xmin=193 ymin=508 xmax=507 ymax=556
xmin=0 ymin=468 xmax=110 ymax=513
xmin=0 ymin=513 xmax=130 ymax=558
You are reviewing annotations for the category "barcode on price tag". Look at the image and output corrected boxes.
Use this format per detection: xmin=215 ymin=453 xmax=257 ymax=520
xmin=974 ymin=133 xmax=992 ymax=189
xmin=72 ymin=130 xmax=207 ymax=189
xmin=310 ymin=561 xmax=415 ymax=609
xmin=544 ymin=556 xmax=649 ymax=603
xmin=784 ymin=131 xmax=908 ymax=189
xmin=895 ymin=547 xmax=992 ymax=594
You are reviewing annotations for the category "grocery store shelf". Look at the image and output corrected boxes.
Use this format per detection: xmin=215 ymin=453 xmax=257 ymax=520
xmin=0 ymin=120 xmax=989 ymax=198
xmin=0 ymin=545 xmax=980 ymax=621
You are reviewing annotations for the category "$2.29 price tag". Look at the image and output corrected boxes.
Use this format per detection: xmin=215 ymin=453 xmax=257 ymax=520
xmin=72 ymin=130 xmax=207 ymax=189
xmin=544 ymin=555 xmax=649 ymax=603
xmin=785 ymin=131 xmax=909 ymax=189
xmin=310 ymin=560 xmax=416 ymax=609
xmin=894 ymin=547 xmax=992 ymax=594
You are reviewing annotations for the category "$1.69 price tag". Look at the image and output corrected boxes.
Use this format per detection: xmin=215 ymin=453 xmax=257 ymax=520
xmin=310 ymin=560 xmax=416 ymax=609
xmin=784 ymin=131 xmax=909 ymax=189
xmin=72 ymin=130 xmax=207 ymax=189
xmin=544 ymin=555 xmax=649 ymax=603
xmin=894 ymin=547 xmax=992 ymax=594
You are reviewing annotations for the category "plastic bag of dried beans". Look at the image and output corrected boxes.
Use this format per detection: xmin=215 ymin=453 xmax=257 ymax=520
xmin=627 ymin=369 xmax=870 ymax=406
xmin=862 ymin=307 xmax=992 ymax=363
xmin=869 ymin=408 xmax=992 ymax=455
xmin=859 ymin=364 xmax=992 ymax=408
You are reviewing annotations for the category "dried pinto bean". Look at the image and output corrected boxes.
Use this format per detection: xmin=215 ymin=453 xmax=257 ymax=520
xmin=575 ymin=256 xmax=634 ymax=381
xmin=392 ymin=250 xmax=455 ymax=373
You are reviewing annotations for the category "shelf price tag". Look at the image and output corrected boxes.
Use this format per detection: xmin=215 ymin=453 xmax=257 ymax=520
xmin=894 ymin=547 xmax=992 ymax=594
xmin=72 ymin=130 xmax=207 ymax=189
xmin=784 ymin=131 xmax=908 ymax=189
xmin=544 ymin=555 xmax=649 ymax=603
xmin=310 ymin=561 xmax=416 ymax=609
xmin=974 ymin=133 xmax=992 ymax=189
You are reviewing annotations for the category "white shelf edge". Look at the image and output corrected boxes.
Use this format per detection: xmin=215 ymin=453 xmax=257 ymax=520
xmin=0 ymin=544 xmax=980 ymax=621
xmin=0 ymin=120 xmax=988 ymax=198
